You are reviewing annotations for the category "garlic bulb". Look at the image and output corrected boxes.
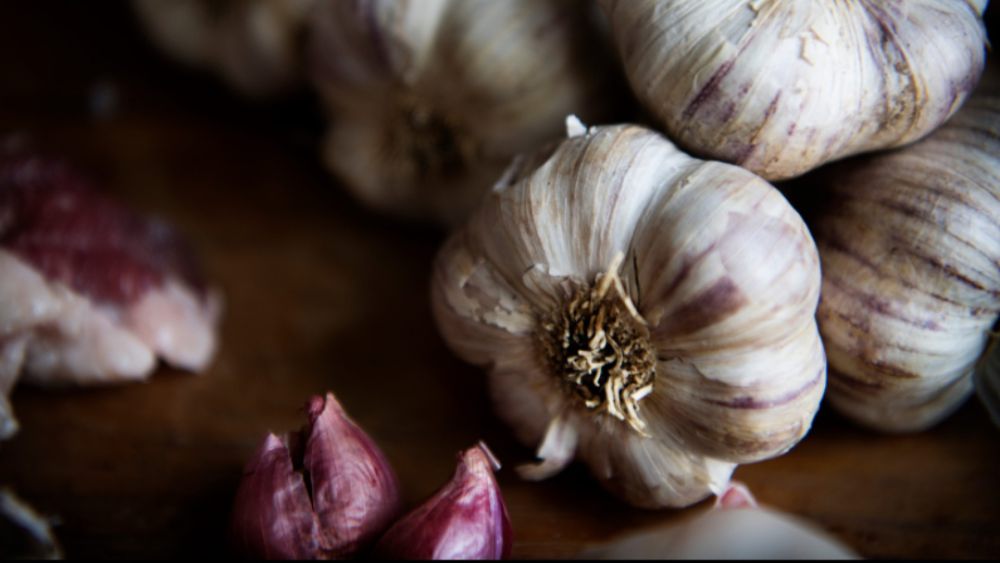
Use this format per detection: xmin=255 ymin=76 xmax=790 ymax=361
xmin=431 ymin=120 xmax=825 ymax=508
xmin=581 ymin=483 xmax=857 ymax=559
xmin=600 ymin=0 xmax=988 ymax=180
xmin=133 ymin=0 xmax=314 ymax=98
xmin=308 ymin=0 xmax=623 ymax=225
xmin=814 ymin=94 xmax=1000 ymax=432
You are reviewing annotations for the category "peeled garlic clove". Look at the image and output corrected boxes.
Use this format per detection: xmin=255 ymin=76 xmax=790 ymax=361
xmin=814 ymin=94 xmax=1000 ymax=432
xmin=581 ymin=483 xmax=857 ymax=559
xmin=307 ymin=0 xmax=625 ymax=225
xmin=432 ymin=122 xmax=825 ymax=508
xmin=600 ymin=0 xmax=988 ymax=180
xmin=229 ymin=393 xmax=401 ymax=559
xmin=374 ymin=443 xmax=512 ymax=560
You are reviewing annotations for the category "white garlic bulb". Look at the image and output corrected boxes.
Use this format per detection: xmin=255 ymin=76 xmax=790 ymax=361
xmin=308 ymin=0 xmax=623 ymax=225
xmin=599 ymin=0 xmax=988 ymax=180
xmin=814 ymin=94 xmax=1000 ymax=432
xmin=133 ymin=0 xmax=314 ymax=98
xmin=431 ymin=120 xmax=825 ymax=508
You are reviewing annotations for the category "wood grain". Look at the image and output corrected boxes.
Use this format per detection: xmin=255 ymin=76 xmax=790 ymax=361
xmin=0 ymin=2 xmax=998 ymax=558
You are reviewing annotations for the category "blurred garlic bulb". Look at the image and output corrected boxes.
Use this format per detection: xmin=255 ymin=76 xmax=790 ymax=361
xmin=431 ymin=120 xmax=825 ymax=508
xmin=582 ymin=482 xmax=857 ymax=559
xmin=308 ymin=0 xmax=624 ymax=225
xmin=814 ymin=94 xmax=1000 ymax=432
xmin=600 ymin=0 xmax=988 ymax=180
xmin=133 ymin=0 xmax=314 ymax=98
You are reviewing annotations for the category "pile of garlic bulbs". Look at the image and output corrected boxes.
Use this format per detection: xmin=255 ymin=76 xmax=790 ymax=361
xmin=130 ymin=0 xmax=997 ymax=526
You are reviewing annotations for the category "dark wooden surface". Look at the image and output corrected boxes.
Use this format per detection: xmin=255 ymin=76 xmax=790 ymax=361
xmin=1 ymin=2 xmax=998 ymax=559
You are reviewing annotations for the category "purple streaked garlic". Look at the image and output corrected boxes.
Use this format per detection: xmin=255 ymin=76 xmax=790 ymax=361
xmin=581 ymin=482 xmax=858 ymax=559
xmin=374 ymin=443 xmax=512 ymax=560
xmin=599 ymin=0 xmax=987 ymax=181
xmin=431 ymin=119 xmax=825 ymax=508
xmin=230 ymin=392 xmax=401 ymax=559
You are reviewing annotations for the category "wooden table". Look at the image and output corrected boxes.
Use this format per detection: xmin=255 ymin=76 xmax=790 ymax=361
xmin=1 ymin=2 xmax=998 ymax=558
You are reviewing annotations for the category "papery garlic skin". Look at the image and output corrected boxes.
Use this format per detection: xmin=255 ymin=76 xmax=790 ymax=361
xmin=229 ymin=393 xmax=401 ymax=559
xmin=133 ymin=0 xmax=314 ymax=98
xmin=600 ymin=0 xmax=988 ymax=180
xmin=374 ymin=443 xmax=512 ymax=560
xmin=431 ymin=123 xmax=825 ymax=508
xmin=308 ymin=0 xmax=624 ymax=225
xmin=815 ymin=95 xmax=1000 ymax=432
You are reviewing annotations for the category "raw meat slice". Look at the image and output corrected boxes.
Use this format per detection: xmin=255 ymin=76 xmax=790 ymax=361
xmin=0 ymin=156 xmax=221 ymax=439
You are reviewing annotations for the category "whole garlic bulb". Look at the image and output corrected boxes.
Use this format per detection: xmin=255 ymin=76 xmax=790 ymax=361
xmin=133 ymin=0 xmax=314 ymax=98
xmin=308 ymin=0 xmax=623 ymax=225
xmin=599 ymin=0 xmax=988 ymax=180
xmin=431 ymin=120 xmax=825 ymax=508
xmin=814 ymin=94 xmax=1000 ymax=432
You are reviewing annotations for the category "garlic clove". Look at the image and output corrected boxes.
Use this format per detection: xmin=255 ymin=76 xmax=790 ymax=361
xmin=714 ymin=481 xmax=757 ymax=509
xmin=304 ymin=393 xmax=402 ymax=558
xmin=229 ymin=433 xmax=322 ymax=560
xmin=229 ymin=393 xmax=401 ymax=559
xmin=374 ymin=442 xmax=512 ymax=560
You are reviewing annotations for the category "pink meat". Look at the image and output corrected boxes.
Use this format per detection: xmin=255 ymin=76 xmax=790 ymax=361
xmin=0 ymin=156 xmax=220 ymax=438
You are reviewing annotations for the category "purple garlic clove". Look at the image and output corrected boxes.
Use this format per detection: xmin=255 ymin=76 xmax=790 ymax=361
xmin=230 ymin=392 xmax=402 ymax=559
xmin=375 ymin=442 xmax=512 ymax=560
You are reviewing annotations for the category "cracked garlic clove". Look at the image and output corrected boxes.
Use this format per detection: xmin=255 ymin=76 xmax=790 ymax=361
xmin=814 ymin=93 xmax=1000 ymax=432
xmin=229 ymin=392 xmax=401 ymax=559
xmin=307 ymin=0 xmax=625 ymax=225
xmin=374 ymin=443 xmax=512 ymax=560
xmin=431 ymin=122 xmax=825 ymax=508
xmin=599 ymin=0 xmax=988 ymax=180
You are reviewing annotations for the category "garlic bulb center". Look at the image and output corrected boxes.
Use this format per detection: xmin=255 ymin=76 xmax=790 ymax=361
xmin=537 ymin=256 xmax=655 ymax=435
xmin=395 ymin=101 xmax=474 ymax=180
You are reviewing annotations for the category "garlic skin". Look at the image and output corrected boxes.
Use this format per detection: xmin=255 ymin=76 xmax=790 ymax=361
xmin=308 ymin=0 xmax=623 ymax=225
xmin=582 ymin=483 xmax=857 ymax=559
xmin=133 ymin=0 xmax=314 ymax=98
xmin=229 ymin=393 xmax=401 ymax=559
xmin=600 ymin=0 xmax=988 ymax=180
xmin=431 ymin=122 xmax=825 ymax=508
xmin=374 ymin=443 xmax=512 ymax=560
xmin=815 ymin=95 xmax=1000 ymax=432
